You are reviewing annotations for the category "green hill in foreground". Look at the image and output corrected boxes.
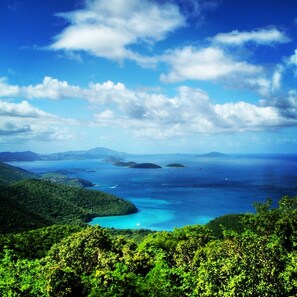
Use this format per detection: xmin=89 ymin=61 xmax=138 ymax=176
xmin=0 ymin=179 xmax=137 ymax=233
xmin=0 ymin=186 xmax=51 ymax=233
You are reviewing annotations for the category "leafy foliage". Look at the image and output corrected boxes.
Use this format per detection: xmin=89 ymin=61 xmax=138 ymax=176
xmin=0 ymin=225 xmax=82 ymax=259
xmin=206 ymin=214 xmax=246 ymax=239
xmin=1 ymin=196 xmax=297 ymax=296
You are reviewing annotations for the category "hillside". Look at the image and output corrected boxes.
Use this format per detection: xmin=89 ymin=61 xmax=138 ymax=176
xmin=44 ymin=146 xmax=126 ymax=160
xmin=0 ymin=147 xmax=128 ymax=162
xmin=0 ymin=151 xmax=41 ymax=162
xmin=0 ymin=179 xmax=137 ymax=233
xmin=0 ymin=186 xmax=51 ymax=233
xmin=0 ymin=162 xmax=37 ymax=185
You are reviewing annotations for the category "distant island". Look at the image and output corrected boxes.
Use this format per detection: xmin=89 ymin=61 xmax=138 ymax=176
xmin=113 ymin=161 xmax=162 ymax=169
xmin=0 ymin=147 xmax=229 ymax=162
xmin=166 ymin=163 xmax=185 ymax=168
xmin=114 ymin=161 xmax=138 ymax=167
xmin=198 ymin=152 xmax=227 ymax=158
xmin=0 ymin=147 xmax=127 ymax=162
xmin=130 ymin=163 xmax=162 ymax=169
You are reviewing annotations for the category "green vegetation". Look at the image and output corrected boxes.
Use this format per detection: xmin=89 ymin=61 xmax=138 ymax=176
xmin=41 ymin=172 xmax=94 ymax=188
xmin=1 ymin=196 xmax=297 ymax=296
xmin=0 ymin=160 xmax=94 ymax=188
xmin=131 ymin=163 xmax=162 ymax=169
xmin=166 ymin=163 xmax=185 ymax=168
xmin=0 ymin=162 xmax=36 ymax=185
xmin=206 ymin=213 xmax=246 ymax=239
xmin=0 ymin=147 xmax=127 ymax=162
xmin=0 ymin=186 xmax=51 ymax=233
xmin=0 ymin=224 xmax=82 ymax=259
xmin=113 ymin=161 xmax=162 ymax=168
xmin=0 ymin=179 xmax=137 ymax=233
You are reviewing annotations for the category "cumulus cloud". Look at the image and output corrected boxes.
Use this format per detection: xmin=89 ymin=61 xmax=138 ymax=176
xmin=160 ymin=46 xmax=262 ymax=83
xmin=1 ymin=77 xmax=296 ymax=140
xmin=50 ymin=0 xmax=185 ymax=65
xmin=271 ymin=66 xmax=283 ymax=91
xmin=213 ymin=28 xmax=290 ymax=46
xmin=289 ymin=49 xmax=297 ymax=65
xmin=0 ymin=100 xmax=78 ymax=142
xmin=22 ymin=76 xmax=81 ymax=100
xmin=0 ymin=78 xmax=20 ymax=97
xmin=0 ymin=100 xmax=56 ymax=118
xmin=261 ymin=90 xmax=297 ymax=120
xmin=92 ymin=84 xmax=296 ymax=138
xmin=287 ymin=49 xmax=297 ymax=76
xmin=159 ymin=45 xmax=284 ymax=97
xmin=0 ymin=122 xmax=31 ymax=136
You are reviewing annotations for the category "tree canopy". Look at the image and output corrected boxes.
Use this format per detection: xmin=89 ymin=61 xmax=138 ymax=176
xmin=1 ymin=195 xmax=297 ymax=296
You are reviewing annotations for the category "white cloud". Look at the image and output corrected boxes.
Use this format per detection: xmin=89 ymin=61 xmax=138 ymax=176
xmin=0 ymin=100 xmax=56 ymax=118
xmin=243 ymin=77 xmax=272 ymax=96
xmin=0 ymin=122 xmax=31 ymax=136
xmin=287 ymin=49 xmax=297 ymax=76
xmin=213 ymin=28 xmax=290 ymax=46
xmin=159 ymin=45 xmax=284 ymax=97
xmin=260 ymin=89 xmax=297 ymax=121
xmin=289 ymin=49 xmax=297 ymax=65
xmin=1 ymin=77 xmax=296 ymax=140
xmin=50 ymin=0 xmax=185 ymax=64
xmin=22 ymin=76 xmax=81 ymax=100
xmin=0 ymin=78 xmax=20 ymax=97
xmin=92 ymin=85 xmax=295 ymax=138
xmin=271 ymin=66 xmax=283 ymax=91
xmin=0 ymin=100 xmax=79 ymax=142
xmin=160 ymin=46 xmax=262 ymax=83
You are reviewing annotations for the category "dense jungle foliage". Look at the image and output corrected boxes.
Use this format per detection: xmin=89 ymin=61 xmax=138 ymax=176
xmin=1 ymin=196 xmax=297 ymax=296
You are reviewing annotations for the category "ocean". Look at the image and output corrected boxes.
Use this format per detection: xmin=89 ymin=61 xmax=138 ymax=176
xmin=9 ymin=154 xmax=297 ymax=231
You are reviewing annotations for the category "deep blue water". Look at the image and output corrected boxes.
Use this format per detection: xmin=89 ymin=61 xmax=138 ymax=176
xmin=10 ymin=154 xmax=297 ymax=231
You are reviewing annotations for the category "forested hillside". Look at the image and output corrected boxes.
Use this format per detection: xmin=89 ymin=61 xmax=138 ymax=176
xmin=1 ymin=196 xmax=297 ymax=296
xmin=0 ymin=186 xmax=51 ymax=233
xmin=0 ymin=179 xmax=137 ymax=233
xmin=0 ymin=161 xmax=36 ymax=185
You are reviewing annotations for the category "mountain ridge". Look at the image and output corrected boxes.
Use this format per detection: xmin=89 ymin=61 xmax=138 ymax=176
xmin=0 ymin=147 xmax=127 ymax=162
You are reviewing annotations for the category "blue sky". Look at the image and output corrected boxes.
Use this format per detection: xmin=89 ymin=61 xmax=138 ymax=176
xmin=0 ymin=0 xmax=297 ymax=154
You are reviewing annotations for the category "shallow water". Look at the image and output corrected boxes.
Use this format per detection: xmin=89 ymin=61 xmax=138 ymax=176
xmin=10 ymin=154 xmax=297 ymax=230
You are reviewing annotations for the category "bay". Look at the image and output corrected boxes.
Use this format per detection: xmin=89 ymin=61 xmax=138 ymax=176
xmin=10 ymin=154 xmax=297 ymax=231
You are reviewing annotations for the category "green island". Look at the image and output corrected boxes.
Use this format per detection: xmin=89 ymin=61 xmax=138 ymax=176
xmin=1 ymin=162 xmax=297 ymax=296
xmin=113 ymin=161 xmax=162 ymax=168
xmin=113 ymin=161 xmax=138 ymax=167
xmin=130 ymin=162 xmax=162 ymax=169
xmin=166 ymin=163 xmax=186 ymax=168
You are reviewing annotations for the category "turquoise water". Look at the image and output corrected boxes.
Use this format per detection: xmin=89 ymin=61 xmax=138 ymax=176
xmin=10 ymin=154 xmax=297 ymax=230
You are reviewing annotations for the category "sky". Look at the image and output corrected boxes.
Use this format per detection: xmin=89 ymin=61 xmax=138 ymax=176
xmin=0 ymin=0 xmax=297 ymax=154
